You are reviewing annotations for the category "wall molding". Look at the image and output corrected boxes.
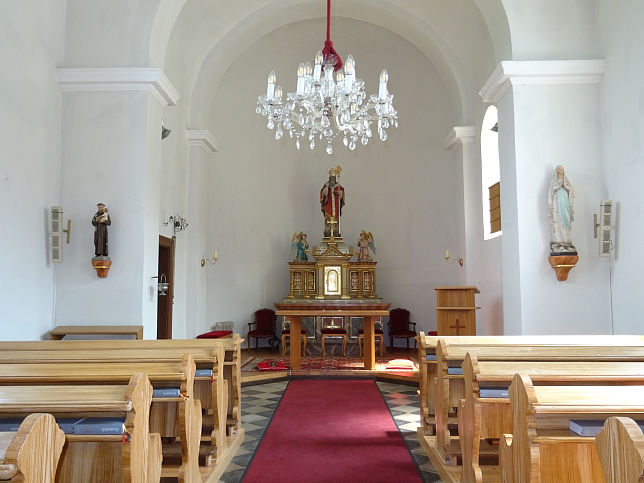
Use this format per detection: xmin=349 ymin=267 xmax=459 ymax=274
xmin=186 ymin=129 xmax=219 ymax=153
xmin=444 ymin=126 xmax=476 ymax=151
xmin=479 ymin=59 xmax=605 ymax=103
xmin=56 ymin=68 xmax=180 ymax=107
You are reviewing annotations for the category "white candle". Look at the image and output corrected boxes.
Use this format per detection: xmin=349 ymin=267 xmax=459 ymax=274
xmin=214 ymin=250 xmax=218 ymax=260
xmin=378 ymin=69 xmax=389 ymax=99
xmin=296 ymin=63 xmax=305 ymax=96
xmin=266 ymin=71 xmax=276 ymax=98
xmin=313 ymin=51 xmax=323 ymax=82
xmin=445 ymin=250 xmax=450 ymax=259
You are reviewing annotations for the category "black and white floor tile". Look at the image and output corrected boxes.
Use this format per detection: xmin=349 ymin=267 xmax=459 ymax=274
xmin=376 ymin=380 xmax=442 ymax=482
xmin=218 ymin=379 xmax=442 ymax=483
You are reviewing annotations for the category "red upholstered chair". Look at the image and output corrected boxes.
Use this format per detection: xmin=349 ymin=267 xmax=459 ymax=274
xmin=388 ymin=308 xmax=417 ymax=349
xmin=320 ymin=317 xmax=347 ymax=357
xmin=247 ymin=309 xmax=277 ymax=351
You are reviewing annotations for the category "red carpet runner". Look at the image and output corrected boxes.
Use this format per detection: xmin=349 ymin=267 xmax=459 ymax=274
xmin=243 ymin=380 xmax=422 ymax=483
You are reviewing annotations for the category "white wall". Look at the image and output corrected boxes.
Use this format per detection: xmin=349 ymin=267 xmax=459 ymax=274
xmin=184 ymin=144 xmax=211 ymax=338
xmin=501 ymin=0 xmax=597 ymax=60
xmin=460 ymin=133 xmax=504 ymax=335
xmin=201 ymin=18 xmax=464 ymax=340
xmin=55 ymin=91 xmax=162 ymax=338
xmin=0 ymin=1 xmax=66 ymax=339
xmin=63 ymin=0 xmax=160 ymax=67
xmin=507 ymin=82 xmax=611 ymax=334
xmin=596 ymin=0 xmax=644 ymax=334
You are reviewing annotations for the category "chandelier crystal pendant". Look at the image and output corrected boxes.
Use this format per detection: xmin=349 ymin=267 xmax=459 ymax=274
xmin=256 ymin=0 xmax=398 ymax=155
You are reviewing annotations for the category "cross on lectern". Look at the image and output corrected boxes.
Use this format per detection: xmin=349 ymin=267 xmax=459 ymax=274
xmin=449 ymin=318 xmax=467 ymax=335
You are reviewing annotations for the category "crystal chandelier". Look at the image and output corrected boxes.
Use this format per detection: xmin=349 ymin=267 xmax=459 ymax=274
xmin=256 ymin=0 xmax=398 ymax=155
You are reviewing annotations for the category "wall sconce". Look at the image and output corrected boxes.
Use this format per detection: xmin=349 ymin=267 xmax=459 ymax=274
xmin=151 ymin=274 xmax=169 ymax=295
xmin=201 ymin=250 xmax=219 ymax=267
xmin=444 ymin=250 xmax=464 ymax=267
xmin=164 ymin=214 xmax=188 ymax=238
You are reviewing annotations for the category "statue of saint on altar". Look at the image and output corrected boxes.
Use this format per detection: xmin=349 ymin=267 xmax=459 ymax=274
xmin=320 ymin=166 xmax=345 ymax=237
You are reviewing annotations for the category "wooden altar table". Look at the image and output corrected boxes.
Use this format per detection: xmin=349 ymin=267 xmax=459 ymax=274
xmin=274 ymin=302 xmax=391 ymax=370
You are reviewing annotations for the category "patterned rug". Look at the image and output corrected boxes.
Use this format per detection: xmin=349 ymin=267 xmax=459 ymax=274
xmin=242 ymin=356 xmax=418 ymax=372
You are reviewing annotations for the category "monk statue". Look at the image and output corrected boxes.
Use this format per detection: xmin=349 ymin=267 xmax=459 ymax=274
xmin=320 ymin=166 xmax=345 ymax=237
xmin=92 ymin=202 xmax=111 ymax=257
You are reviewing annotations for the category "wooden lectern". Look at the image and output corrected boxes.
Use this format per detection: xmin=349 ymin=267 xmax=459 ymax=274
xmin=435 ymin=286 xmax=480 ymax=335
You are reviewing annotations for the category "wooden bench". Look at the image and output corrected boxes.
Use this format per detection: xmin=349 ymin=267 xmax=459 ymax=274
xmin=0 ymin=413 xmax=64 ymax=482
xmin=504 ymin=374 xmax=644 ymax=483
xmin=0 ymin=373 xmax=160 ymax=483
xmin=0 ymin=337 xmax=243 ymax=433
xmin=418 ymin=339 xmax=644 ymax=482
xmin=433 ymin=341 xmax=644 ymax=462
xmin=48 ymin=325 xmax=143 ymax=340
xmin=416 ymin=333 xmax=644 ymax=436
xmin=459 ymin=355 xmax=644 ymax=483
xmin=0 ymin=356 xmax=201 ymax=482
xmin=596 ymin=416 xmax=644 ymax=483
xmin=0 ymin=337 xmax=244 ymax=482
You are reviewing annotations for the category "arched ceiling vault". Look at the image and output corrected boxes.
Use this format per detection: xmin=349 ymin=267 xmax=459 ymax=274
xmin=156 ymin=0 xmax=502 ymax=129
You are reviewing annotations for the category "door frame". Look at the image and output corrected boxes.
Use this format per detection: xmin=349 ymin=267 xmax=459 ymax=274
xmin=157 ymin=235 xmax=175 ymax=339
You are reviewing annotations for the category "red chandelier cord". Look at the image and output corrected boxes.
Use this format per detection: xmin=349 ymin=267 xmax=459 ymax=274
xmin=321 ymin=0 xmax=343 ymax=71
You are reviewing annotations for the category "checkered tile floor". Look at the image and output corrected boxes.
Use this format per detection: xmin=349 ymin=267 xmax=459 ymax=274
xmin=218 ymin=379 xmax=442 ymax=482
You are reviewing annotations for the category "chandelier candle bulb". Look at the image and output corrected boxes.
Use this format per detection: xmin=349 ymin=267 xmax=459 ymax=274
xmin=275 ymin=85 xmax=283 ymax=101
xmin=296 ymin=63 xmax=305 ymax=96
xmin=314 ymin=51 xmax=323 ymax=81
xmin=379 ymin=69 xmax=389 ymax=99
xmin=266 ymin=71 xmax=276 ymax=98
xmin=344 ymin=54 xmax=355 ymax=89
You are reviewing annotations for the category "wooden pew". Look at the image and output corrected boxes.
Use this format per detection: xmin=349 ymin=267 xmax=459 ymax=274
xmin=0 ymin=413 xmax=64 ymax=482
xmin=460 ymin=355 xmax=644 ymax=483
xmin=416 ymin=333 xmax=644 ymax=435
xmin=0 ymin=356 xmax=201 ymax=482
xmin=0 ymin=336 xmax=243 ymax=439
xmin=433 ymin=341 xmax=644 ymax=464
xmin=506 ymin=374 xmax=644 ymax=483
xmin=0 ymin=344 xmax=231 ymax=447
xmin=596 ymin=417 xmax=644 ymax=483
xmin=0 ymin=338 xmax=243 ymax=482
xmin=0 ymin=373 xmax=160 ymax=483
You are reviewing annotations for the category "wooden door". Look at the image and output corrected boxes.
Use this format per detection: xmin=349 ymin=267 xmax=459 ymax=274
xmin=157 ymin=235 xmax=175 ymax=339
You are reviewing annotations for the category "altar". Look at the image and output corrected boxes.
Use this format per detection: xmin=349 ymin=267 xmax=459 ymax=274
xmin=277 ymin=166 xmax=389 ymax=370
xmin=275 ymin=301 xmax=390 ymax=370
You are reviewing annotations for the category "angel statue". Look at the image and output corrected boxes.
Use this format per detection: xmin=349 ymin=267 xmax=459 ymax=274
xmin=357 ymin=230 xmax=376 ymax=262
xmin=547 ymin=165 xmax=577 ymax=254
xmin=291 ymin=232 xmax=309 ymax=262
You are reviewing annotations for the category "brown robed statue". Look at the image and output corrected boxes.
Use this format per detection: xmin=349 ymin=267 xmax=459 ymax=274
xmin=320 ymin=166 xmax=345 ymax=237
xmin=92 ymin=202 xmax=111 ymax=257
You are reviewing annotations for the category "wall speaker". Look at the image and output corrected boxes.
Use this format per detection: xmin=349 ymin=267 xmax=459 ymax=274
xmin=598 ymin=200 xmax=614 ymax=257
xmin=49 ymin=206 xmax=64 ymax=263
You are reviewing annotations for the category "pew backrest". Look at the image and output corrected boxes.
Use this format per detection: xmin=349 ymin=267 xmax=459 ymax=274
xmin=0 ymin=413 xmax=64 ymax=483
xmin=596 ymin=416 xmax=644 ymax=483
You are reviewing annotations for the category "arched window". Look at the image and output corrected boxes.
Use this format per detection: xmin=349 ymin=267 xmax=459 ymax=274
xmin=481 ymin=106 xmax=501 ymax=239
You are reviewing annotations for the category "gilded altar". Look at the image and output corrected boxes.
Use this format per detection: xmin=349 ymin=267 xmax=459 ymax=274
xmin=287 ymin=236 xmax=378 ymax=300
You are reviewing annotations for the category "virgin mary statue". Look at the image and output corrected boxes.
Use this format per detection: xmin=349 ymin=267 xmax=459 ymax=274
xmin=548 ymin=165 xmax=576 ymax=254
